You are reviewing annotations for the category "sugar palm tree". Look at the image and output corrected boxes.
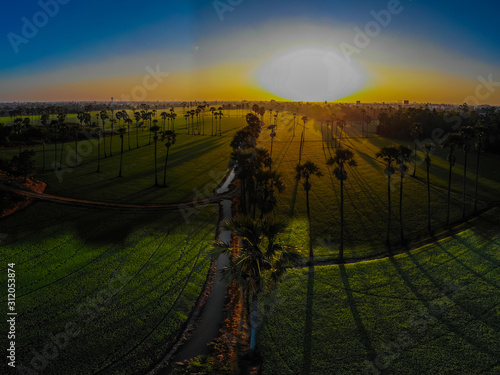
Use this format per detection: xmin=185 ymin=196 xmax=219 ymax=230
xmin=100 ymin=111 xmax=108 ymax=157
xmin=363 ymin=115 xmax=371 ymax=138
xmin=459 ymin=126 xmax=475 ymax=219
xmin=214 ymin=216 xmax=300 ymax=355
xmin=133 ymin=111 xmax=141 ymax=148
xmin=125 ymin=118 xmax=133 ymax=150
xmin=396 ymin=145 xmax=412 ymax=243
xmin=72 ymin=124 xmax=81 ymax=167
xmin=327 ymin=149 xmax=357 ymax=262
xmin=95 ymin=128 xmax=102 ymax=173
xmin=117 ymin=127 xmax=126 ymax=177
xmin=160 ymin=111 xmax=168 ymax=131
xmin=410 ymin=122 xmax=422 ymax=177
xmin=210 ymin=107 xmax=216 ymax=135
xmin=473 ymin=124 xmax=487 ymax=213
xmin=423 ymin=143 xmax=433 ymax=232
xmin=170 ymin=112 xmax=177 ymax=132
xmin=268 ymin=125 xmax=276 ymax=160
xmin=376 ymin=146 xmax=399 ymax=252
xmin=151 ymin=124 xmax=160 ymax=186
xmin=161 ymin=131 xmax=176 ymax=187
xmin=253 ymin=168 xmax=285 ymax=219
xmin=337 ymin=119 xmax=346 ymax=146
xmin=296 ymin=161 xmax=323 ymax=262
xmin=441 ymin=132 xmax=461 ymax=225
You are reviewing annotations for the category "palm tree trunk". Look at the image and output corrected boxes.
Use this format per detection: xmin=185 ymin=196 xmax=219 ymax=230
xmin=154 ymin=139 xmax=158 ymax=186
xmin=163 ymin=146 xmax=170 ymax=186
xmin=412 ymin=142 xmax=417 ymax=177
xmin=118 ymin=137 xmax=124 ymax=177
xmin=399 ymin=175 xmax=404 ymax=244
xmin=427 ymin=162 xmax=431 ymax=232
xmin=75 ymin=138 xmax=78 ymax=167
xmin=128 ymin=126 xmax=131 ymax=150
xmin=340 ymin=177 xmax=344 ymax=262
xmin=54 ymin=141 xmax=57 ymax=169
xmin=446 ymin=163 xmax=453 ymax=225
xmin=474 ymin=151 xmax=480 ymax=213
xmin=463 ymin=152 xmax=468 ymax=219
xmin=42 ymin=142 xmax=45 ymax=173
xmin=110 ymin=129 xmax=113 ymax=156
xmin=59 ymin=141 xmax=64 ymax=167
xmin=103 ymin=133 xmax=107 ymax=158
xmin=387 ymin=175 xmax=391 ymax=252
xmin=97 ymin=134 xmax=101 ymax=173
xmin=249 ymin=293 xmax=258 ymax=351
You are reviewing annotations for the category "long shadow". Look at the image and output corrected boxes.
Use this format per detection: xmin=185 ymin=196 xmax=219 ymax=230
xmin=339 ymin=264 xmax=377 ymax=361
xmin=388 ymin=255 xmax=500 ymax=359
xmin=288 ymin=169 xmax=301 ymax=217
xmin=302 ymin=265 xmax=315 ymax=375
xmin=406 ymin=243 xmax=500 ymax=336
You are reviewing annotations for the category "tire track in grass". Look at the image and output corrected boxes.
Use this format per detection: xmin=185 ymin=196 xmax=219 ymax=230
xmin=98 ymin=218 xmax=216 ymax=360
xmin=12 ymin=224 xmax=174 ymax=300
xmin=93 ymin=231 xmax=210 ymax=375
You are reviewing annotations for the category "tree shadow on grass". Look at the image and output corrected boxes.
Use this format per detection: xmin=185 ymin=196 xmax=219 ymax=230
xmin=339 ymin=264 xmax=377 ymax=361
xmin=302 ymin=265 xmax=315 ymax=375
xmin=388 ymin=255 xmax=500 ymax=360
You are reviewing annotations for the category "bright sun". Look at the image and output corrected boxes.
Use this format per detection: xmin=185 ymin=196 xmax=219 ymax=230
xmin=256 ymin=46 xmax=366 ymax=102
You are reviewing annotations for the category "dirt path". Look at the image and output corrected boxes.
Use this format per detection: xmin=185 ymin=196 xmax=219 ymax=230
xmin=0 ymin=183 xmax=236 ymax=211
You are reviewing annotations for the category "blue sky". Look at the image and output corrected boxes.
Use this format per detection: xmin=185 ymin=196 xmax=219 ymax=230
xmin=1 ymin=0 xmax=499 ymax=103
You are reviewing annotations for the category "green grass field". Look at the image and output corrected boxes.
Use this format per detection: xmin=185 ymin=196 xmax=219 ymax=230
xmin=258 ymin=113 xmax=500 ymax=260
xmin=2 ymin=109 xmax=499 ymax=374
xmin=258 ymin=208 xmax=500 ymax=375
xmin=2 ymin=110 xmax=244 ymax=203
xmin=0 ymin=200 xmax=218 ymax=374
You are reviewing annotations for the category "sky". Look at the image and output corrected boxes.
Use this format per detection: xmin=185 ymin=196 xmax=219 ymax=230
xmin=1 ymin=0 xmax=499 ymax=104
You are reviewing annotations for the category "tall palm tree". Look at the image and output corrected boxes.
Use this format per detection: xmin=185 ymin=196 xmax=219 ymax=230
xmin=161 ymin=131 xmax=176 ymax=187
xmin=410 ymin=122 xmax=422 ymax=177
xmin=441 ymin=132 xmax=461 ymax=225
xmin=109 ymin=117 xmax=116 ymax=157
xmin=423 ymin=143 xmax=433 ymax=232
xmin=214 ymin=216 xmax=300 ymax=354
xmin=458 ymin=126 xmax=475 ymax=219
xmin=268 ymin=124 xmax=276 ymax=160
xmin=72 ymin=124 xmax=81 ymax=167
xmin=151 ymin=124 xmax=160 ymax=186
xmin=160 ymin=111 xmax=168 ymax=131
xmin=253 ymin=168 xmax=285 ymax=219
xmin=100 ymin=111 xmax=108 ymax=157
xmin=473 ymin=124 xmax=487 ymax=213
xmin=133 ymin=111 xmax=141 ymax=148
xmin=125 ymin=118 xmax=133 ymax=151
xmin=40 ymin=115 xmax=50 ymax=173
xmin=296 ymin=161 xmax=323 ymax=262
xmin=299 ymin=116 xmax=308 ymax=162
xmin=376 ymin=146 xmax=399 ymax=252
xmin=363 ymin=115 xmax=371 ymax=138
xmin=118 ymin=127 xmax=126 ymax=177
xmin=327 ymin=149 xmax=357 ymax=262
xmin=337 ymin=119 xmax=346 ymax=147
xmin=396 ymin=145 xmax=412 ymax=243
xmin=210 ymin=107 xmax=216 ymax=135
xmin=95 ymin=128 xmax=102 ymax=173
